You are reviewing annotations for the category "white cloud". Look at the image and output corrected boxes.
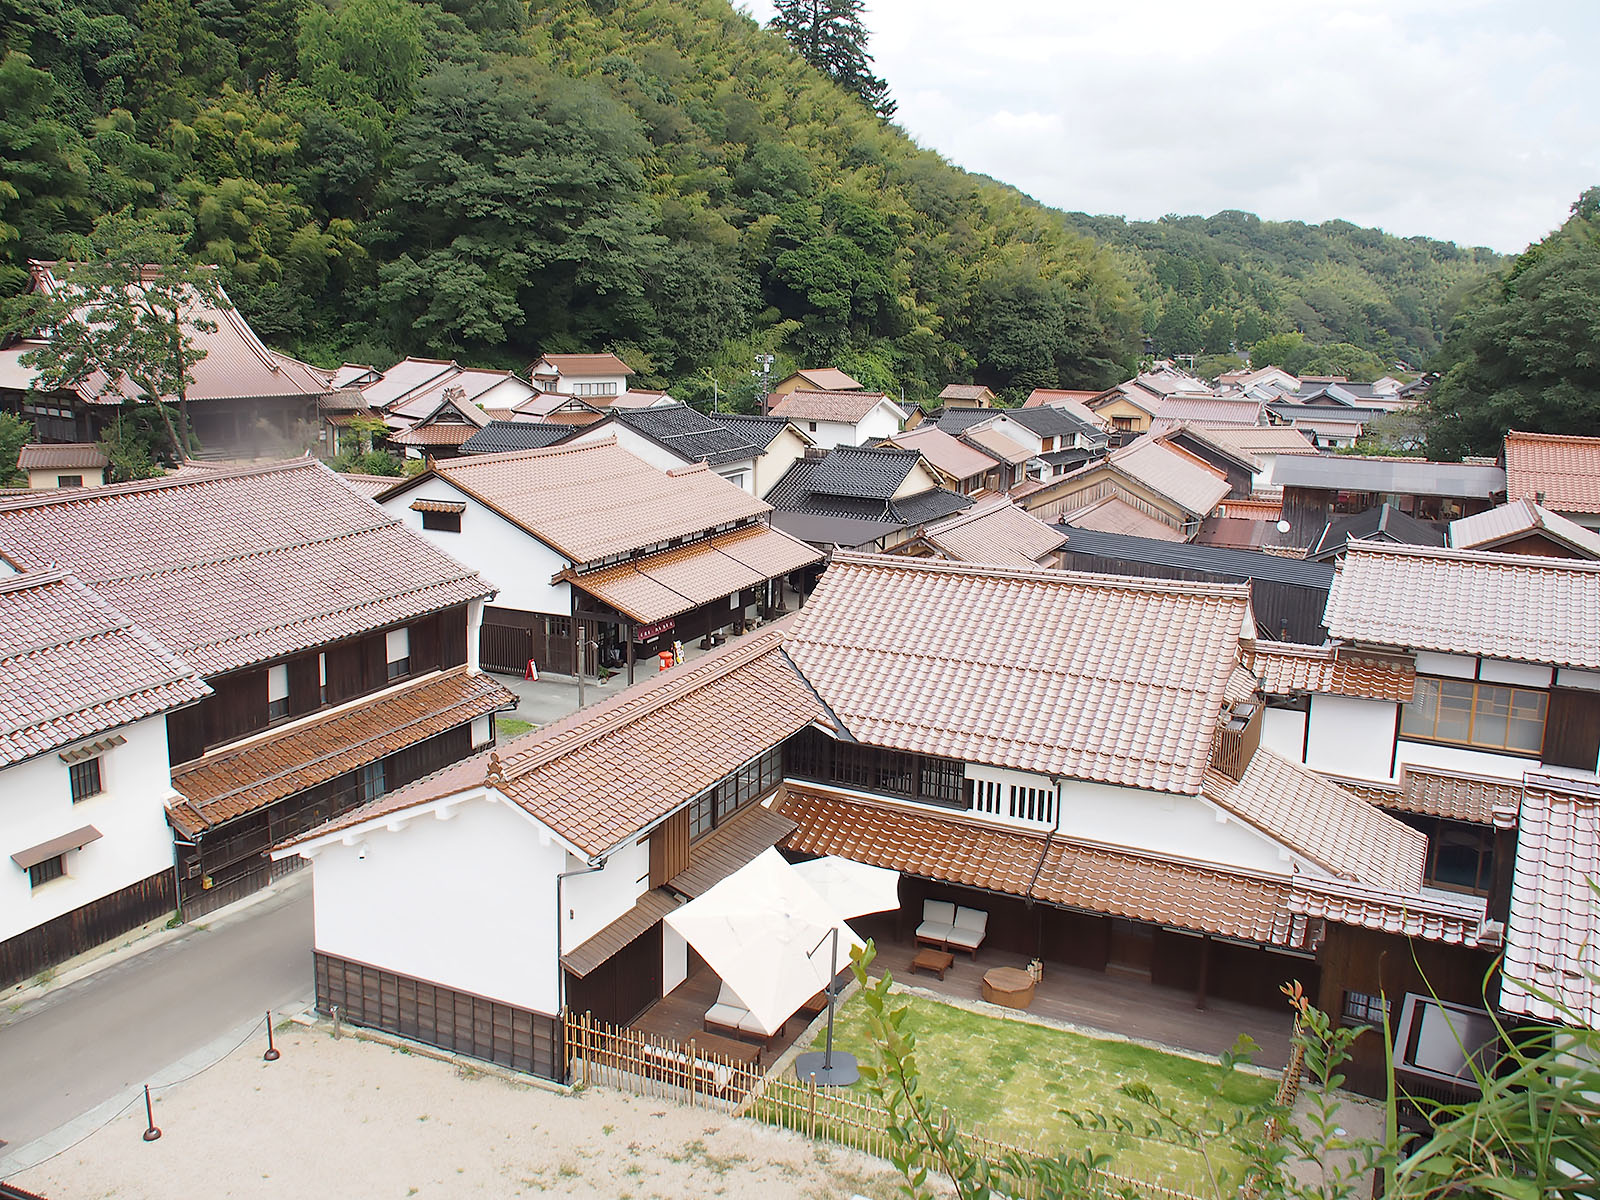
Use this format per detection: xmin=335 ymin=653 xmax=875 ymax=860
xmin=743 ymin=0 xmax=1599 ymax=251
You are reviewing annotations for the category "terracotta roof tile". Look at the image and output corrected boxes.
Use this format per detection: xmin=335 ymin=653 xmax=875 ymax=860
xmin=561 ymin=890 xmax=680 ymax=977
xmin=885 ymin=425 xmax=1003 ymax=481
xmin=533 ymin=352 xmax=633 ymax=377
xmin=1063 ymin=495 xmax=1185 ymax=540
xmin=565 ymin=523 xmax=822 ymax=624
xmin=1106 ymin=438 xmax=1232 ymax=517
xmin=960 ymin=426 xmax=1032 ymax=466
xmin=1202 ymin=750 xmax=1427 ymax=890
xmin=0 ymin=460 xmax=492 ymax=677
xmin=1449 ymin=499 xmax=1600 ymax=558
xmin=1504 ymin=430 xmax=1600 ymax=515
xmin=1314 ymin=766 xmax=1521 ymax=826
xmin=777 ymin=786 xmax=1304 ymax=946
xmin=169 ymin=668 xmax=513 ymax=835
xmin=1216 ymin=498 xmax=1284 ymax=520
xmin=336 ymin=472 xmax=399 ymax=500
xmin=394 ymin=440 xmax=770 ymax=566
xmin=785 ymin=554 xmax=1254 ymax=794
xmin=279 ymin=628 xmax=821 ymax=859
xmin=1502 ymin=776 xmax=1600 ymax=1026
xmin=769 ymin=390 xmax=902 ymax=424
xmin=0 ymin=571 xmax=210 ymax=765
xmin=1148 ymin=396 xmax=1266 ymax=429
xmin=667 ymin=804 xmax=797 ymax=898
xmin=790 ymin=368 xmax=863 ymax=391
xmin=1287 ymin=877 xmax=1489 ymax=946
xmin=1249 ymin=641 xmax=1416 ymax=702
xmin=939 ymin=384 xmax=993 ymax=401
xmin=1324 ymin=542 xmax=1600 ymax=669
xmin=1204 ymin=427 xmax=1318 ymax=457
xmin=15 ymin=443 xmax=108 ymax=471
xmin=387 ymin=423 xmax=484 ymax=447
xmin=918 ymin=499 xmax=1067 ymax=569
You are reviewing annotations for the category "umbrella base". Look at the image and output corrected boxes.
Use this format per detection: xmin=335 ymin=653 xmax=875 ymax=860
xmin=793 ymin=1050 xmax=860 ymax=1086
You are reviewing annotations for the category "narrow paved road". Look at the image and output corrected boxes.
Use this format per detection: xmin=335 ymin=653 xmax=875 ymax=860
xmin=0 ymin=872 xmax=313 ymax=1156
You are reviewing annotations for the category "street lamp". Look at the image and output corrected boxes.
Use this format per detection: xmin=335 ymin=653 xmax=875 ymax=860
xmin=792 ymin=926 xmax=858 ymax=1086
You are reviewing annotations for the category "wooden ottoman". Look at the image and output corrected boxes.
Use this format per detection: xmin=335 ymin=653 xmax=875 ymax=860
xmin=981 ymin=966 xmax=1035 ymax=1009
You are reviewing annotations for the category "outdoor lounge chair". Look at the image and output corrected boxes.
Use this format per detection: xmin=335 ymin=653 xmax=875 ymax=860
xmin=703 ymin=981 xmax=785 ymax=1049
xmin=945 ymin=906 xmax=989 ymax=958
xmin=915 ymin=899 xmax=958 ymax=949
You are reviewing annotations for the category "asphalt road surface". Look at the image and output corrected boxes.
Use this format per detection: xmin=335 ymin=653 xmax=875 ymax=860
xmin=0 ymin=871 xmax=313 ymax=1159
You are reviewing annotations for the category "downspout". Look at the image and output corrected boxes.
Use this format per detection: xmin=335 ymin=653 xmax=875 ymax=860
xmin=555 ymin=857 xmax=608 ymax=1021
xmin=1022 ymin=777 xmax=1065 ymax=957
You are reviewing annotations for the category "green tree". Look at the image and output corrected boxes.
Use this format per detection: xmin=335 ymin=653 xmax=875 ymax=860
xmin=769 ymin=0 xmax=896 ymax=119
xmin=95 ymin=409 xmax=165 ymax=481
xmin=0 ymin=411 xmax=30 ymax=485
xmin=1299 ymin=341 xmax=1385 ymax=379
xmin=0 ymin=210 xmax=226 ymax=460
xmin=1425 ymin=188 xmax=1600 ymax=458
xmin=0 ymin=51 xmax=95 ymax=292
xmin=1153 ymin=299 xmax=1202 ymax=355
xmin=1252 ymin=331 xmax=1312 ymax=375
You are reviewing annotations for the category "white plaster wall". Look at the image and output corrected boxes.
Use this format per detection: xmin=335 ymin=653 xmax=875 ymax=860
xmin=307 ymin=796 xmax=569 ymax=1013
xmin=1261 ymin=708 xmax=1308 ymax=763
xmin=854 ymin=405 xmax=904 ymax=446
xmin=1478 ymin=660 xmax=1553 ymax=688
xmin=1303 ymin=694 xmax=1400 ymax=782
xmin=1 ymin=716 xmax=177 ymax=942
xmin=561 ymin=835 xmax=649 ymax=951
xmin=988 ymin=416 xmax=1044 ymax=456
xmin=1557 ymin=668 xmax=1600 ymax=692
xmin=568 ymin=423 xmax=687 ymax=473
xmin=27 ymin=469 xmax=103 ymax=489
xmin=1415 ymin=652 xmax=1477 ymax=680
xmin=714 ymin=461 xmax=756 ymax=494
xmin=382 ymin=483 xmax=570 ymax=616
xmin=1051 ymin=777 xmax=1295 ymax=876
xmin=799 ymin=419 xmax=857 ymax=450
xmin=1393 ymin=739 xmax=1535 ymax=784
xmin=662 ymin=923 xmax=688 ymax=994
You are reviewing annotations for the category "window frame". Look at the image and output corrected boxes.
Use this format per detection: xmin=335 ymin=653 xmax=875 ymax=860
xmin=385 ymin=628 xmax=411 ymax=681
xmin=267 ymin=663 xmax=290 ymax=722
xmin=421 ymin=509 xmax=461 ymax=533
xmin=1400 ymin=675 xmax=1548 ymax=757
xmin=29 ymin=854 xmax=66 ymax=888
xmin=56 ymin=474 xmax=83 ymax=488
xmin=69 ymin=757 xmax=103 ymax=802
xmin=1341 ymin=989 xmax=1390 ymax=1028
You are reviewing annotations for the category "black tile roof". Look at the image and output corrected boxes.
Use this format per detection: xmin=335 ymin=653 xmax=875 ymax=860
xmin=607 ymin=404 xmax=763 ymax=465
xmin=935 ymin=409 xmax=996 ymax=435
xmin=805 ymin=446 xmax=922 ymax=500
xmin=1003 ymin=405 xmax=1104 ymax=442
xmin=1058 ymin=525 xmax=1337 ymax=588
xmin=765 ymin=451 xmax=971 ymax=527
xmin=459 ymin=421 xmax=574 ymax=454
xmin=713 ymin=413 xmax=796 ymax=450
xmin=891 ymin=487 xmax=972 ymax=526
xmin=1306 ymin=504 xmax=1446 ymax=561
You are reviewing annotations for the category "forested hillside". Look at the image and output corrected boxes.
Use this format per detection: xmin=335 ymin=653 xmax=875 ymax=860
xmin=1065 ymin=210 xmax=1502 ymax=372
xmin=1 ymin=0 xmax=1500 ymax=404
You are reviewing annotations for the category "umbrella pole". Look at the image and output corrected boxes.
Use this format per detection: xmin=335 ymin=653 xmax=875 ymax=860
xmin=822 ymin=926 xmax=838 ymax=1070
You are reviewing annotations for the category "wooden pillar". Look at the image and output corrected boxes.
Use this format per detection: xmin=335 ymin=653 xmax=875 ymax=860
xmin=1195 ymin=933 xmax=1211 ymax=1011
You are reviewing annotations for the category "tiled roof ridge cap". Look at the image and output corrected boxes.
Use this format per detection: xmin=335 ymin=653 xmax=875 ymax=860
xmin=826 ymin=550 xmax=1254 ymax=600
xmin=1287 ymin=873 xmax=1488 ymax=920
xmin=924 ymin=497 xmax=1018 ymax=531
xmin=0 ymin=456 xmax=319 ymax=513
xmin=1506 ymin=428 xmax=1600 ymax=444
xmin=1341 ymin=539 xmax=1600 ymax=573
xmin=494 ymin=628 xmax=792 ymax=779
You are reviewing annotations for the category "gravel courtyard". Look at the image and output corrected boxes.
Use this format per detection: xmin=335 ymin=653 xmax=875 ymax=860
xmin=10 ymin=1022 xmax=905 ymax=1199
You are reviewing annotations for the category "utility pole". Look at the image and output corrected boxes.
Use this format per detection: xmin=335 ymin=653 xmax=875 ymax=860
xmin=754 ymin=353 xmax=775 ymax=416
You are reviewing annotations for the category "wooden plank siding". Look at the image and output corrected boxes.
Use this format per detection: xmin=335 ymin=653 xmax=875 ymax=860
xmin=0 ymin=868 xmax=176 ymax=989
xmin=316 ymin=951 xmax=561 ymax=1079
xmin=1542 ymin=688 xmax=1600 ymax=771
xmin=167 ymin=606 xmax=471 ymax=766
xmin=648 ymin=810 xmax=690 ymax=888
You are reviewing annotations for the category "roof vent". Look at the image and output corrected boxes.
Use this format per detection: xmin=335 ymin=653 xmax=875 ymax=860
xmin=1535 ymin=491 xmax=1546 ymax=505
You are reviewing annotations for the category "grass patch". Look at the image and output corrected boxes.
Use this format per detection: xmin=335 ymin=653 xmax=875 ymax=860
xmin=498 ymin=718 xmax=535 ymax=738
xmin=802 ymin=990 xmax=1274 ymax=1192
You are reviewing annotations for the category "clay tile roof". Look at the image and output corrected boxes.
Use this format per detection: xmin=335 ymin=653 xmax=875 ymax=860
xmin=279 ymin=628 xmax=822 ymax=859
xmin=1106 ymin=438 xmax=1232 ymax=517
xmin=564 ymin=523 xmax=822 ymax=624
xmin=1205 ymin=427 xmax=1318 ymax=457
xmin=1398 ymin=766 xmax=1522 ymax=825
xmin=0 ymin=570 xmax=210 ymax=765
xmin=1449 ymin=500 xmax=1600 ymax=558
xmin=1287 ymin=876 xmax=1489 ymax=946
xmin=777 ymin=786 xmax=1303 ymax=946
xmin=1149 ymin=396 xmax=1265 ymax=429
xmin=1202 ymin=750 xmax=1427 ymax=890
xmin=1504 ymin=430 xmax=1600 ymax=514
xmin=1063 ymin=495 xmax=1186 ymax=541
xmin=15 ymin=443 xmax=109 ymax=471
xmin=387 ymin=422 xmax=484 ymax=447
xmin=918 ymin=499 xmax=1067 ymax=569
xmin=1249 ymin=641 xmax=1416 ymax=702
xmin=792 ymin=368 xmax=863 ymax=391
xmin=887 ymin=425 xmax=1002 ymax=481
xmin=938 ymin=384 xmax=992 ymax=401
xmin=0 ymin=460 xmax=493 ymax=677
xmin=1324 ymin=542 xmax=1600 ymax=668
xmin=1502 ymin=776 xmax=1600 ymax=1026
xmin=169 ymin=668 xmax=513 ymax=836
xmin=959 ymin=425 xmax=1033 ymax=466
xmin=785 ymin=554 xmax=1254 ymax=794
xmin=1023 ymin=390 xmax=1104 ymax=421
xmin=397 ymin=439 xmax=770 ymax=565
xmin=1216 ymin=498 xmax=1284 ymax=521
xmin=667 ymin=804 xmax=797 ymax=898
xmin=769 ymin=390 xmax=903 ymax=424
xmin=535 ymin=352 xmax=633 ymax=376
xmin=336 ymin=472 xmax=400 ymax=500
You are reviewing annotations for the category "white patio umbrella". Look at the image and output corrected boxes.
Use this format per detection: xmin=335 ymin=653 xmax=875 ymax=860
xmin=664 ymin=848 xmax=863 ymax=1036
xmin=790 ymin=855 xmax=901 ymax=920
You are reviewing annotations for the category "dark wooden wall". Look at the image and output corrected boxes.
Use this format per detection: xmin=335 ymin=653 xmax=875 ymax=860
xmin=1542 ymin=688 xmax=1600 ymax=770
xmin=1167 ymin=433 xmax=1253 ymax=498
xmin=1314 ymin=924 xmax=1497 ymax=1097
xmin=168 ymin=606 xmax=470 ymax=766
xmin=649 ymin=810 xmax=690 ymax=888
xmin=0 ymin=869 xmax=175 ymax=989
xmin=316 ymin=952 xmax=561 ymax=1079
xmin=565 ymin=922 xmax=663 ymax=1029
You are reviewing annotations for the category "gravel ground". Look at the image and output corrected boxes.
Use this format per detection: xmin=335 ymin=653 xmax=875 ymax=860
xmin=10 ymin=1023 xmax=907 ymax=1200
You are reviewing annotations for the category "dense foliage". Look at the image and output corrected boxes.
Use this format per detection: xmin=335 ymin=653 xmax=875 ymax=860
xmin=1066 ymin=209 xmax=1502 ymax=370
xmin=0 ymin=0 xmax=1500 ymax=405
xmin=1423 ymin=189 xmax=1600 ymax=458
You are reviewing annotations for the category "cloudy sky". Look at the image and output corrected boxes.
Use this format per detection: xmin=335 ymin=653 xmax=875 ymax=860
xmin=740 ymin=0 xmax=1597 ymax=254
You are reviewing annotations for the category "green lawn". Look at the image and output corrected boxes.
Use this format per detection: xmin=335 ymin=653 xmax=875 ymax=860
xmin=805 ymin=991 xmax=1274 ymax=1192
xmin=497 ymin=718 xmax=535 ymax=738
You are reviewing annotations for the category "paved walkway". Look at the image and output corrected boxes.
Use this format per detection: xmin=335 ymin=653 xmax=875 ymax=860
xmin=0 ymin=870 xmax=313 ymax=1172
